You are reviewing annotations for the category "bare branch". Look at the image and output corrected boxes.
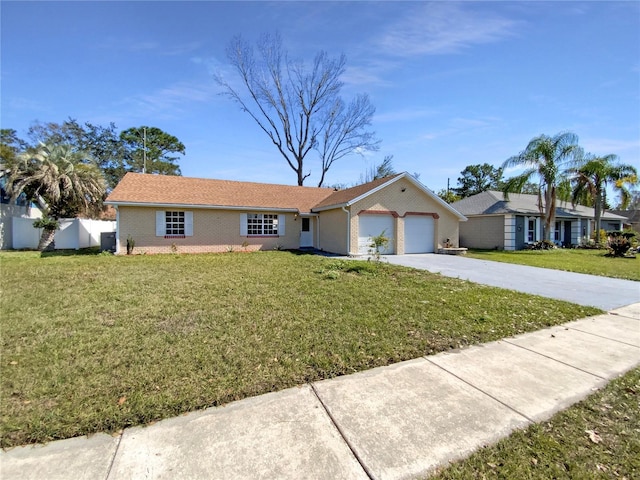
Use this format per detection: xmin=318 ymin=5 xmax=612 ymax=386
xmin=215 ymin=32 xmax=377 ymax=186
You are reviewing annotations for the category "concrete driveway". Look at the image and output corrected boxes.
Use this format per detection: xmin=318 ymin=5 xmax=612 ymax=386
xmin=382 ymin=254 xmax=639 ymax=311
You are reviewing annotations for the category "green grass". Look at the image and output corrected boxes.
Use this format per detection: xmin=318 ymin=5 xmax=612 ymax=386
xmin=1 ymin=250 xmax=602 ymax=448
xmin=430 ymin=367 xmax=640 ymax=479
xmin=466 ymin=248 xmax=639 ymax=281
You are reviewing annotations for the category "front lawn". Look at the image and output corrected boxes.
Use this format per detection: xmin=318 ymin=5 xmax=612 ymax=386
xmin=1 ymin=251 xmax=601 ymax=448
xmin=466 ymin=248 xmax=639 ymax=281
xmin=431 ymin=367 xmax=640 ymax=479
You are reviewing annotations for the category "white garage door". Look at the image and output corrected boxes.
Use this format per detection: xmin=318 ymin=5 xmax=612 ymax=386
xmin=404 ymin=215 xmax=435 ymax=253
xmin=358 ymin=214 xmax=394 ymax=255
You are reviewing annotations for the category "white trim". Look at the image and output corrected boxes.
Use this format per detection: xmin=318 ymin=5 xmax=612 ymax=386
xmin=115 ymin=206 xmax=120 ymax=253
xmin=312 ymin=172 xmax=468 ymax=221
xmin=156 ymin=210 xmax=193 ymax=236
xmin=279 ymin=215 xmax=285 ymax=236
xmin=240 ymin=213 xmax=248 ymax=236
xmin=185 ymin=211 xmax=193 ymax=236
xmin=156 ymin=211 xmax=165 ymax=236
xmin=106 ymin=201 xmax=298 ymax=213
xmin=504 ymin=215 xmax=516 ymax=251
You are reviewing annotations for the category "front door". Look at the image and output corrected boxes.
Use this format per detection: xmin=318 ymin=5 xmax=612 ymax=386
xmin=300 ymin=217 xmax=313 ymax=247
xmin=563 ymin=221 xmax=572 ymax=247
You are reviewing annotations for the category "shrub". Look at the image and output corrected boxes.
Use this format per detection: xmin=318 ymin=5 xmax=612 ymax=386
xmin=527 ymin=240 xmax=556 ymax=250
xmin=606 ymin=231 xmax=636 ymax=258
xmin=32 ymin=217 xmax=59 ymax=231
xmin=591 ymin=228 xmax=608 ymax=246
xmin=368 ymin=230 xmax=390 ymax=262
xmin=126 ymin=235 xmax=135 ymax=255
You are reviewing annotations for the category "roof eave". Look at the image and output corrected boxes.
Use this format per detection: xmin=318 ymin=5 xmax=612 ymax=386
xmin=311 ymin=202 xmax=348 ymax=213
xmin=104 ymin=200 xmax=299 ymax=213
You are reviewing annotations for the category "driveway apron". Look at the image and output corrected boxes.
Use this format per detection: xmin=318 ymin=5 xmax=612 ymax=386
xmin=381 ymin=254 xmax=639 ymax=311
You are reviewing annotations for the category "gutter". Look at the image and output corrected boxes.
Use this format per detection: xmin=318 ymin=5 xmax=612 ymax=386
xmin=104 ymin=201 xmax=298 ymax=214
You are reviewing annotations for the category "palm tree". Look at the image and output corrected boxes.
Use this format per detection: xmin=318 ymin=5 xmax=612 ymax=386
xmin=502 ymin=132 xmax=582 ymax=242
xmin=571 ymin=154 xmax=638 ymax=242
xmin=6 ymin=143 xmax=106 ymax=250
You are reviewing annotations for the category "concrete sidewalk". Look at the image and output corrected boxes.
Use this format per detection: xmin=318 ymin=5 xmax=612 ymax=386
xmin=3 ymin=304 xmax=639 ymax=480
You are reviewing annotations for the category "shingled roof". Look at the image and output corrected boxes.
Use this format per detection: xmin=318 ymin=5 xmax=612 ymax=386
xmin=312 ymin=174 xmax=403 ymax=209
xmin=452 ymin=191 xmax=627 ymax=220
xmin=105 ymin=173 xmax=407 ymax=213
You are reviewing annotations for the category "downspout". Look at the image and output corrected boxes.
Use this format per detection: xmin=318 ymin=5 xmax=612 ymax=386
xmin=341 ymin=206 xmax=350 ymax=255
xmin=115 ymin=206 xmax=120 ymax=254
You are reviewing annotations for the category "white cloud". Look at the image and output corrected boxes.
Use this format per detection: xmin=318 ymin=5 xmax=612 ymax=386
xmin=375 ymin=3 xmax=519 ymax=57
xmin=582 ymin=137 xmax=640 ymax=157
xmin=106 ymin=81 xmax=218 ymax=123
xmin=375 ymin=108 xmax=438 ymax=123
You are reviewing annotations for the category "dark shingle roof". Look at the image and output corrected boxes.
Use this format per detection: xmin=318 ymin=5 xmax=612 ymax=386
xmin=452 ymin=191 xmax=627 ymax=220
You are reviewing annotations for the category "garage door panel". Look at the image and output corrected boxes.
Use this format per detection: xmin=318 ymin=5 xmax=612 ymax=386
xmin=404 ymin=216 xmax=434 ymax=253
xmin=358 ymin=215 xmax=394 ymax=255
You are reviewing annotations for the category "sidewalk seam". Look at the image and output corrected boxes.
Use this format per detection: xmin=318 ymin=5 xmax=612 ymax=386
xmin=424 ymin=357 xmax=535 ymax=424
xmin=309 ymin=383 xmax=376 ymax=480
xmin=502 ymin=339 xmax=608 ymax=380
xmin=565 ymin=326 xmax=640 ymax=349
xmin=104 ymin=432 xmax=123 ymax=480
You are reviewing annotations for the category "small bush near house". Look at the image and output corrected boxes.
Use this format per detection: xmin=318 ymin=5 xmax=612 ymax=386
xmin=606 ymin=231 xmax=636 ymax=258
xmin=368 ymin=230 xmax=390 ymax=262
xmin=526 ymin=240 xmax=556 ymax=250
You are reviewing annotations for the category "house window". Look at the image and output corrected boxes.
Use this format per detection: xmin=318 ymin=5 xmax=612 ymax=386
xmin=554 ymin=221 xmax=561 ymax=242
xmin=247 ymin=213 xmax=279 ymax=236
xmin=165 ymin=211 xmax=185 ymax=235
xmin=527 ymin=218 xmax=536 ymax=242
xmin=156 ymin=211 xmax=193 ymax=237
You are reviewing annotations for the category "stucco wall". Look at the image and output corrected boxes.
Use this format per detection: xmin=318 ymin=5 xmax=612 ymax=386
xmin=459 ymin=216 xmax=505 ymax=250
xmin=349 ymin=177 xmax=461 ymax=255
xmin=117 ymin=207 xmax=300 ymax=254
xmin=317 ymin=207 xmax=348 ymax=254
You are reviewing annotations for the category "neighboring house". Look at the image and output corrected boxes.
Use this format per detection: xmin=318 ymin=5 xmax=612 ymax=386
xmin=451 ymin=191 xmax=627 ymax=250
xmin=105 ymin=172 xmax=466 ymax=255
xmin=608 ymin=209 xmax=640 ymax=232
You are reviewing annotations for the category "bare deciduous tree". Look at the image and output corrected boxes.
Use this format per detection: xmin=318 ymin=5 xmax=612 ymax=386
xmin=215 ymin=33 xmax=379 ymax=186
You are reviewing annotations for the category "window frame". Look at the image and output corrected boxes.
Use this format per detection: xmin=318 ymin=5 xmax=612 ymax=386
xmin=240 ymin=213 xmax=284 ymax=237
xmin=156 ymin=210 xmax=193 ymax=237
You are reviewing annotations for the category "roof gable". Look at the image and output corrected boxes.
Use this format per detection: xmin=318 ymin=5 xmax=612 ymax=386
xmin=312 ymin=172 xmax=467 ymax=220
xmin=311 ymin=174 xmax=402 ymax=210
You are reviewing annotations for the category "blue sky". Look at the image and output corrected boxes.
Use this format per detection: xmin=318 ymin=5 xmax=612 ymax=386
xmin=2 ymin=1 xmax=639 ymax=194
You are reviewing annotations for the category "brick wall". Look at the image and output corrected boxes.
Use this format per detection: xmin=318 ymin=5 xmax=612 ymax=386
xmin=317 ymin=208 xmax=348 ymax=254
xmin=350 ymin=177 xmax=461 ymax=254
xmin=117 ymin=207 xmax=300 ymax=255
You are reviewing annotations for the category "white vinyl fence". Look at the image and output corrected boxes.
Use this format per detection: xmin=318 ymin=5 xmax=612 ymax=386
xmin=11 ymin=217 xmax=116 ymax=250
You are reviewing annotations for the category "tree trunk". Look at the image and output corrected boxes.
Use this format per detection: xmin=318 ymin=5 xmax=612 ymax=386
xmin=594 ymin=189 xmax=603 ymax=246
xmin=543 ymin=187 xmax=555 ymax=242
xmin=37 ymin=228 xmax=56 ymax=251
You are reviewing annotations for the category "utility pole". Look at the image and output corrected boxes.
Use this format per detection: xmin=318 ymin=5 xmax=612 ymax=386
xmin=143 ymin=127 xmax=147 ymax=174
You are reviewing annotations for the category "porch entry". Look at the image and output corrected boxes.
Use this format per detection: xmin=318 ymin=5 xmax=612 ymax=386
xmin=300 ymin=217 xmax=313 ymax=247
